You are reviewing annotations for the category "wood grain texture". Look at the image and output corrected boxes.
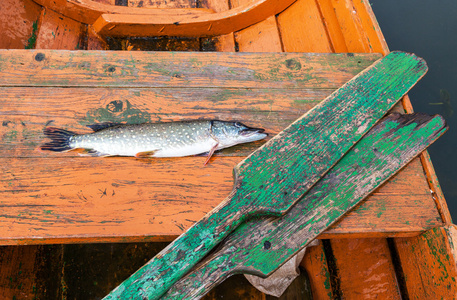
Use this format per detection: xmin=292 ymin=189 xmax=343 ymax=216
xmin=321 ymin=158 xmax=443 ymax=238
xmin=330 ymin=238 xmax=401 ymax=299
xmin=35 ymin=8 xmax=85 ymax=50
xmin=300 ymin=243 xmax=333 ymax=299
xmin=0 ymin=50 xmax=379 ymax=88
xmin=91 ymin=0 xmax=295 ymax=37
xmin=277 ymin=0 xmax=333 ymax=52
xmin=160 ymin=113 xmax=447 ymax=299
xmin=0 ymin=0 xmax=42 ymax=49
xmin=0 ymin=52 xmax=392 ymax=246
xmin=394 ymin=225 xmax=457 ymax=298
xmin=231 ymin=0 xmax=282 ymax=53
xmin=104 ymin=52 xmax=428 ymax=299
xmin=33 ymin=0 xmax=214 ymax=24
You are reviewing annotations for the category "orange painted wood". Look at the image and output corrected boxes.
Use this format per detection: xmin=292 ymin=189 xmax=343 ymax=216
xmin=0 ymin=50 xmax=377 ymax=88
xmin=315 ymin=0 xmax=348 ymax=53
xmin=330 ymin=238 xmax=401 ymax=298
xmin=234 ymin=16 xmax=282 ymax=52
xmin=300 ymin=243 xmax=333 ymax=299
xmin=0 ymin=0 xmax=42 ymax=49
xmin=329 ymin=0 xmax=370 ymax=53
xmin=231 ymin=0 xmax=282 ymax=52
xmin=32 ymin=0 xmax=214 ymax=24
xmin=351 ymin=0 xmax=388 ymax=54
xmin=204 ymin=0 xmax=236 ymax=52
xmin=128 ymin=0 xmax=196 ymax=8
xmin=35 ymin=8 xmax=84 ymax=50
xmin=92 ymin=0 xmax=295 ymax=37
xmin=277 ymin=0 xmax=333 ymax=52
xmin=394 ymin=225 xmax=457 ymax=298
xmin=87 ymin=25 xmax=108 ymax=50
xmin=419 ymin=151 xmax=453 ymax=223
xmin=32 ymin=0 xmax=296 ymax=37
xmin=0 ymin=50 xmax=444 ymax=245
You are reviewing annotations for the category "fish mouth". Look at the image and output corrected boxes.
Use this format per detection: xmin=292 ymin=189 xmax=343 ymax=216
xmin=240 ymin=127 xmax=267 ymax=136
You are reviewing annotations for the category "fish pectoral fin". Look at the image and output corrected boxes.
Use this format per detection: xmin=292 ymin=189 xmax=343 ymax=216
xmin=135 ymin=150 xmax=158 ymax=158
xmin=204 ymin=143 xmax=219 ymax=166
xmin=72 ymin=148 xmax=110 ymax=157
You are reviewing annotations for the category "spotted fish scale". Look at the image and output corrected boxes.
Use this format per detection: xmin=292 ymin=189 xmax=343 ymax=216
xmin=40 ymin=120 xmax=267 ymax=163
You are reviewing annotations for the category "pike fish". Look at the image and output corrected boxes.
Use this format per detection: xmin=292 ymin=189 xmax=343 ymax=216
xmin=40 ymin=120 xmax=267 ymax=164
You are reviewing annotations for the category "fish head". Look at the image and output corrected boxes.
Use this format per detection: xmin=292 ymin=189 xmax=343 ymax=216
xmin=211 ymin=121 xmax=268 ymax=147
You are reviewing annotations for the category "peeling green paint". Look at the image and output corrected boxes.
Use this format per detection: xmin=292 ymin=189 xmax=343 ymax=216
xmin=25 ymin=21 xmax=38 ymax=49
xmin=105 ymin=52 xmax=432 ymax=300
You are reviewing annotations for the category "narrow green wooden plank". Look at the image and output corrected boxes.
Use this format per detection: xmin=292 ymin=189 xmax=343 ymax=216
xmin=104 ymin=52 xmax=427 ymax=299
xmin=160 ymin=113 xmax=447 ymax=299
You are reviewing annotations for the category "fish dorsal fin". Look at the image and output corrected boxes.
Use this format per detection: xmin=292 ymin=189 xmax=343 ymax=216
xmin=86 ymin=122 xmax=122 ymax=132
xmin=135 ymin=150 xmax=158 ymax=158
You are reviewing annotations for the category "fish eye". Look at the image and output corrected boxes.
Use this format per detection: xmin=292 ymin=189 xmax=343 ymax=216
xmin=234 ymin=122 xmax=243 ymax=128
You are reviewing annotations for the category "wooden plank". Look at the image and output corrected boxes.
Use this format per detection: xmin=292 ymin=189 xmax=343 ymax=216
xmin=231 ymin=0 xmax=282 ymax=52
xmin=87 ymin=25 xmax=108 ymax=50
xmin=91 ymin=0 xmax=296 ymax=37
xmin=33 ymin=0 xmax=215 ymax=24
xmin=35 ymin=8 xmax=85 ymax=50
xmin=160 ymin=113 xmax=447 ymax=299
xmin=329 ymin=0 xmax=371 ymax=53
xmin=300 ymin=243 xmax=333 ymax=299
xmin=321 ymin=158 xmax=443 ymax=238
xmin=351 ymin=0 xmax=388 ymax=54
xmin=0 ymin=86 xmax=329 ymax=158
xmin=0 ymin=0 xmax=42 ymax=49
xmin=394 ymin=225 xmax=457 ymax=298
xmin=420 ymin=151 xmax=453 ymax=223
xmin=329 ymin=238 xmax=401 ymax=298
xmin=204 ymin=0 xmax=236 ymax=52
xmin=315 ymin=0 xmax=348 ymax=53
xmin=104 ymin=52 xmax=428 ymax=299
xmin=128 ymin=0 xmax=196 ymax=8
xmin=234 ymin=16 xmax=283 ymax=52
xmin=0 ymin=50 xmax=379 ymax=88
xmin=277 ymin=0 xmax=333 ymax=52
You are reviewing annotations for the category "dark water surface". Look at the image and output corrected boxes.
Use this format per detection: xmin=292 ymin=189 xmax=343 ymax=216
xmin=371 ymin=0 xmax=457 ymax=220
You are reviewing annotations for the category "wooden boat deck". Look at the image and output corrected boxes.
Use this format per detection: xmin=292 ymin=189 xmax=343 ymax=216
xmin=0 ymin=0 xmax=455 ymax=298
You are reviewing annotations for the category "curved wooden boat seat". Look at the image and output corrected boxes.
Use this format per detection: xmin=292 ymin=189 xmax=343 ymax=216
xmin=32 ymin=0 xmax=297 ymax=37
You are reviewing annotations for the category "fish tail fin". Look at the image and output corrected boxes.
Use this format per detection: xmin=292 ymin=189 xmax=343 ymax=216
xmin=40 ymin=127 xmax=76 ymax=152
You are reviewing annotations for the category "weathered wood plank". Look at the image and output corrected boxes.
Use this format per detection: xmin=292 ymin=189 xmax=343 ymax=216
xmin=35 ymin=8 xmax=85 ymax=50
xmin=0 ymin=87 xmax=329 ymax=157
xmin=0 ymin=0 xmax=42 ymax=49
xmin=329 ymin=0 xmax=371 ymax=53
xmin=231 ymin=0 xmax=282 ymax=53
xmin=393 ymin=225 xmax=457 ymax=298
xmin=277 ymin=0 xmax=333 ymax=52
xmin=91 ymin=0 xmax=295 ymax=37
xmin=160 ymin=113 xmax=447 ymax=299
xmin=322 ymin=158 xmax=443 ymax=238
xmin=0 ymin=50 xmax=380 ymax=88
xmin=300 ymin=243 xmax=333 ymax=299
xmin=104 ymin=52 xmax=428 ymax=299
xmin=0 ymin=155 xmax=443 ymax=244
xmin=329 ymin=238 xmax=401 ymax=298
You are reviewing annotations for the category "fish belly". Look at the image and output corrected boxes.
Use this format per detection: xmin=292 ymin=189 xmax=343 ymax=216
xmin=71 ymin=134 xmax=216 ymax=158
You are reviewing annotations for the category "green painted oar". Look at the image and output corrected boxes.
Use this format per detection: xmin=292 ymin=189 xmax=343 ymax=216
xmin=104 ymin=52 xmax=427 ymax=299
xmin=160 ymin=112 xmax=448 ymax=299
